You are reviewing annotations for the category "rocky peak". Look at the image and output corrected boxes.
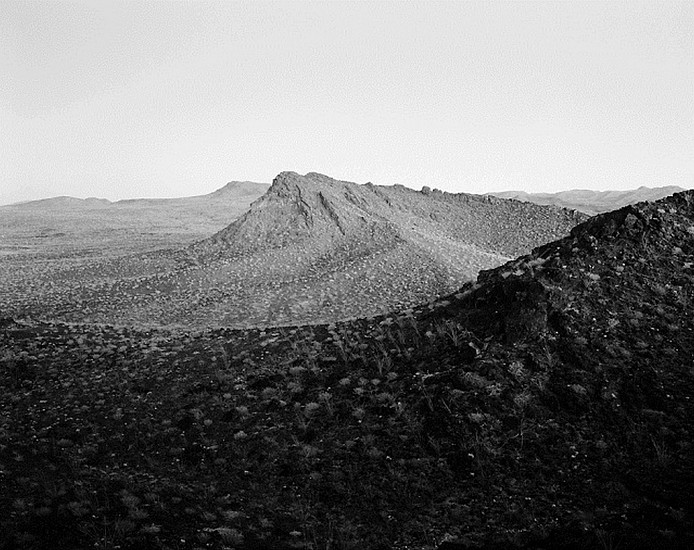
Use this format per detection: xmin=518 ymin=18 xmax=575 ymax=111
xmin=266 ymin=171 xmax=352 ymax=199
xmin=267 ymin=171 xmax=303 ymax=195
xmin=198 ymin=172 xmax=383 ymax=256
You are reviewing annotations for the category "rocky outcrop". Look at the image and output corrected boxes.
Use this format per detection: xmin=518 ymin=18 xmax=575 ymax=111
xmin=2 ymin=171 xmax=587 ymax=328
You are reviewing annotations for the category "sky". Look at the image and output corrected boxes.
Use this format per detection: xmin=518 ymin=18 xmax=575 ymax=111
xmin=1 ymin=0 xmax=692 ymax=205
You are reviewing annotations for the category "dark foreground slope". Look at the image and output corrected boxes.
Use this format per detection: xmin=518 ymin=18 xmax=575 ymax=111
xmin=489 ymin=185 xmax=685 ymax=216
xmin=1 ymin=192 xmax=692 ymax=549
xmin=1 ymin=172 xmax=583 ymax=328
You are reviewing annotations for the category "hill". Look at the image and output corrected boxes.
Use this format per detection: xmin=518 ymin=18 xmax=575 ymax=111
xmin=488 ymin=185 xmax=685 ymax=216
xmin=0 ymin=181 xmax=269 ymax=258
xmin=1 ymin=191 xmax=692 ymax=549
xmin=3 ymin=181 xmax=268 ymax=210
xmin=9 ymin=196 xmax=113 ymax=209
xmin=1 ymin=172 xmax=585 ymax=327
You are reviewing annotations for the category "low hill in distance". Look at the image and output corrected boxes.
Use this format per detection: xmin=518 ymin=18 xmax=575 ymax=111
xmin=3 ymin=184 xmax=680 ymax=261
xmin=2 ymin=191 xmax=692 ymax=549
xmin=0 ymin=181 xmax=269 ymax=258
xmin=1 ymin=172 xmax=585 ymax=328
xmin=488 ymin=185 xmax=685 ymax=216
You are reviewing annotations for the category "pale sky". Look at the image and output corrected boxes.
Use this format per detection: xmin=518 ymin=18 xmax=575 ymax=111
xmin=1 ymin=0 xmax=692 ymax=205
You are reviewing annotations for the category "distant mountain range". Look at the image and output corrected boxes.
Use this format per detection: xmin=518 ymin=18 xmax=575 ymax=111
xmin=5 ymin=181 xmax=269 ymax=209
xmin=0 ymin=181 xmax=270 ymax=256
xmin=1 ymin=172 xmax=584 ymax=327
xmin=7 ymin=182 xmax=683 ymax=222
xmin=487 ymin=185 xmax=685 ymax=215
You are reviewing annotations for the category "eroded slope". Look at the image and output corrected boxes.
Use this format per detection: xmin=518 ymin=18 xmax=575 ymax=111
xmin=2 ymin=172 xmax=584 ymax=327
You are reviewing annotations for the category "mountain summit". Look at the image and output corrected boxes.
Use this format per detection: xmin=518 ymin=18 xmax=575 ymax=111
xmin=177 ymin=172 xmax=585 ymax=326
xmin=211 ymin=172 xmax=585 ymax=258
xmin=203 ymin=171 xmax=394 ymax=253
xmin=202 ymin=171 xmax=585 ymax=259
xmin=106 ymin=172 xmax=585 ymax=326
xmin=1 ymin=171 xmax=586 ymax=327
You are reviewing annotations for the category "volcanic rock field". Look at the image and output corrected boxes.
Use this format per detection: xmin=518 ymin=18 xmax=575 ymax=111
xmin=1 ymin=175 xmax=693 ymax=550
